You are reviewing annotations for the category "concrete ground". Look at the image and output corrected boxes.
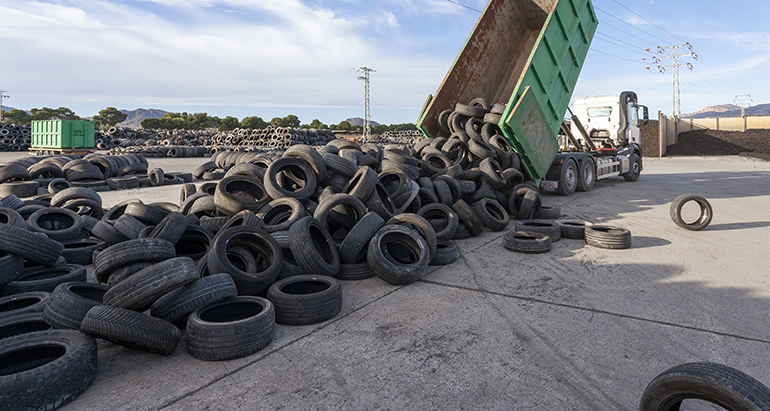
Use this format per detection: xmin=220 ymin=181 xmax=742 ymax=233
xmin=6 ymin=153 xmax=770 ymax=409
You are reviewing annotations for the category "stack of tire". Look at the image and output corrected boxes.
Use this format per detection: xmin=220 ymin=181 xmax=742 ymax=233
xmin=0 ymin=123 xmax=32 ymax=152
xmin=363 ymin=130 xmax=424 ymax=146
xmin=0 ymin=154 xmax=193 ymax=198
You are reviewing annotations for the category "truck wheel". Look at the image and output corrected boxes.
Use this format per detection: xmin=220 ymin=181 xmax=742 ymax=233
xmin=577 ymin=156 xmax=596 ymax=192
xmin=558 ymin=159 xmax=578 ymax=196
xmin=640 ymin=362 xmax=770 ymax=411
xmin=623 ymin=153 xmax=641 ymax=182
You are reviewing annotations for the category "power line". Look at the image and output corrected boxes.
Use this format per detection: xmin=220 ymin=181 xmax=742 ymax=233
xmin=444 ymin=0 xmax=482 ymax=13
xmin=595 ymin=31 xmax=652 ymax=53
xmin=597 ymin=20 xmax=655 ymax=46
xmin=691 ymin=67 xmax=733 ymax=99
xmin=611 ymin=0 xmax=687 ymax=44
xmin=590 ymin=49 xmax=648 ymax=65
xmin=594 ymin=33 xmax=651 ymax=56
xmin=593 ymin=5 xmax=670 ymax=44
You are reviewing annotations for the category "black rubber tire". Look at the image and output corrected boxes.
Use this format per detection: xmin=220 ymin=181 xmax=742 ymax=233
xmin=264 ymin=157 xmax=318 ymax=202
xmin=452 ymin=199 xmax=485 ymax=236
xmin=0 ymin=329 xmax=97 ymax=410
xmin=207 ymin=226 xmax=283 ymax=296
xmin=670 ymin=194 xmax=713 ymax=231
xmin=507 ymin=184 xmax=542 ymax=220
xmin=430 ymin=239 xmax=459 ymax=266
xmin=151 ymin=273 xmax=238 ymax=326
xmin=386 ymin=213 xmax=438 ymax=261
xmin=515 ymin=219 xmax=561 ymax=242
xmin=42 ymin=282 xmax=107 ymax=330
xmin=80 ymin=305 xmax=181 ymax=355
xmin=47 ymin=178 xmax=72 ymax=194
xmin=623 ymin=152 xmax=642 ymax=182
xmin=367 ymin=225 xmax=430 ymax=285
xmin=557 ymin=220 xmax=594 ymax=239
xmin=364 ymin=182 xmax=396 ymax=221
xmin=93 ymin=238 xmax=176 ymax=284
xmin=417 ymin=203 xmax=459 ymax=241
xmin=343 ymin=166 xmax=378 ymax=201
xmin=502 ymin=230 xmax=552 ymax=254
xmin=214 ymin=175 xmax=270 ymax=216
xmin=0 ymin=163 xmax=32 ymax=183
xmin=339 ymin=212 xmax=385 ymax=264
xmin=455 ymin=102 xmax=486 ymax=118
xmin=101 ymin=199 xmax=140 ymax=225
xmin=284 ymin=144 xmax=327 ymax=182
xmin=585 ymin=225 xmax=632 ymax=249
xmin=90 ymin=220 xmax=130 ymax=245
xmin=0 ymin=312 xmax=51 ymax=340
xmin=0 ymin=206 xmax=27 ymax=229
xmin=125 ymin=202 xmax=170 ymax=225
xmin=472 ymin=198 xmax=510 ymax=232
xmin=267 ymin=275 xmax=342 ymax=325
xmin=1 ymin=264 xmax=87 ymax=296
xmin=577 ymin=156 xmax=596 ymax=192
xmin=0 ymin=194 xmax=24 ymax=210
xmin=103 ymin=257 xmax=199 ymax=312
xmin=257 ymin=198 xmax=306 ymax=233
xmin=536 ymin=205 xmax=562 ymax=220
xmin=558 ymin=158 xmax=578 ymax=196
xmin=453 ymin=223 xmax=472 ymax=240
xmin=193 ymin=161 xmax=217 ymax=179
xmin=336 ymin=262 xmax=375 ymax=281
xmin=0 ymin=223 xmax=64 ymax=266
xmin=186 ymin=296 xmax=275 ymax=361
xmin=180 ymin=183 xmax=197 ymax=204
xmin=640 ymin=362 xmax=770 ymax=411
xmin=148 ymin=168 xmax=165 ymax=186
xmin=113 ymin=214 xmax=146 ymax=239
xmin=147 ymin=211 xmax=189 ymax=244
xmin=107 ymin=262 xmax=154 ymax=288
xmin=0 ymin=181 xmax=39 ymax=198
xmin=288 ymin=216 xmax=340 ymax=277
xmin=479 ymin=158 xmax=506 ymax=189
xmin=61 ymin=237 xmax=106 ymax=265
xmin=0 ymin=292 xmax=51 ymax=322
xmin=0 ymin=252 xmax=24 ymax=288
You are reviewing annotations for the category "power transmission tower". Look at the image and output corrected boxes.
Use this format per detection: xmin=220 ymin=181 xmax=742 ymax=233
xmin=355 ymin=67 xmax=375 ymax=140
xmin=734 ymin=95 xmax=752 ymax=117
xmin=0 ymin=90 xmax=9 ymax=123
xmin=649 ymin=43 xmax=697 ymax=117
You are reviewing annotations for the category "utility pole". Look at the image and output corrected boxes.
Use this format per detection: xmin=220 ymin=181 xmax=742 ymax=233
xmin=649 ymin=43 xmax=697 ymax=117
xmin=355 ymin=67 xmax=375 ymax=140
xmin=734 ymin=95 xmax=752 ymax=117
xmin=0 ymin=90 xmax=9 ymax=123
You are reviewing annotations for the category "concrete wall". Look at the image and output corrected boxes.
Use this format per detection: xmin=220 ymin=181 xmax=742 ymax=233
xmin=657 ymin=113 xmax=770 ymax=156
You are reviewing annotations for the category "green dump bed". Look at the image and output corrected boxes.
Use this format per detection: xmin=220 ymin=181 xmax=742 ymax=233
xmin=31 ymin=120 xmax=95 ymax=149
xmin=416 ymin=0 xmax=597 ymax=181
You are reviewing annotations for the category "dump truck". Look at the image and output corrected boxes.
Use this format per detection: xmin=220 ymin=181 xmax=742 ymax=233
xmin=416 ymin=0 xmax=643 ymax=196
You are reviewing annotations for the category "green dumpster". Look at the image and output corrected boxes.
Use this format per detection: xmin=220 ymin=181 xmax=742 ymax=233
xmin=31 ymin=120 xmax=95 ymax=149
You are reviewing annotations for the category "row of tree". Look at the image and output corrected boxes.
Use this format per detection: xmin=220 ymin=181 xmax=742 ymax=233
xmin=1 ymin=106 xmax=417 ymax=133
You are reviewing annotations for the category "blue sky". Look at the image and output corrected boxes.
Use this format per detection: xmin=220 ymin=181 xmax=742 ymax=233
xmin=1 ymin=0 xmax=768 ymax=125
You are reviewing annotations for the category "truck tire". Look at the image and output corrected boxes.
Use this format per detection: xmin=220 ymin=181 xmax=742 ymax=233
xmin=558 ymin=158 xmax=578 ymax=196
xmin=81 ymin=305 xmax=181 ymax=355
xmin=585 ymin=225 xmax=631 ymax=249
xmin=267 ymin=275 xmax=342 ymax=325
xmin=186 ymin=296 xmax=275 ymax=361
xmin=502 ymin=231 xmax=551 ymax=254
xmin=670 ymin=194 xmax=713 ymax=231
xmin=623 ymin=153 xmax=642 ymax=182
xmin=0 ymin=330 xmax=97 ymax=410
xmin=640 ymin=362 xmax=770 ymax=411
xmin=577 ymin=156 xmax=596 ymax=192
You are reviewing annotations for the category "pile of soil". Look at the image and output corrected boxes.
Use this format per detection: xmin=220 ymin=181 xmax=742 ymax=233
xmin=639 ymin=120 xmax=659 ymax=157
xmin=666 ymin=128 xmax=770 ymax=162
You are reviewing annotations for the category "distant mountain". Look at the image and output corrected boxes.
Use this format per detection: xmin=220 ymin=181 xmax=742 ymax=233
xmin=118 ymin=108 xmax=169 ymax=128
xmin=345 ymin=117 xmax=380 ymax=127
xmin=0 ymin=105 xmax=17 ymax=112
xmin=682 ymin=103 xmax=770 ymax=118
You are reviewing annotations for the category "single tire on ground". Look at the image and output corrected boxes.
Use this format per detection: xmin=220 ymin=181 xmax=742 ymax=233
xmin=502 ymin=231 xmax=552 ymax=254
xmin=266 ymin=275 xmax=342 ymax=325
xmin=669 ymin=194 xmax=713 ymax=231
xmin=585 ymin=225 xmax=632 ymax=249
xmin=80 ymin=305 xmax=181 ymax=356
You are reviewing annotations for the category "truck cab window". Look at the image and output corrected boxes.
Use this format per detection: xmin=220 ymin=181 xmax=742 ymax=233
xmin=630 ymin=105 xmax=639 ymax=126
xmin=586 ymin=106 xmax=612 ymax=117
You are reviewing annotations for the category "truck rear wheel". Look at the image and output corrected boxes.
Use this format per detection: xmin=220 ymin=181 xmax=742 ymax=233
xmin=577 ymin=157 xmax=596 ymax=192
xmin=623 ymin=153 xmax=641 ymax=182
xmin=558 ymin=159 xmax=577 ymax=196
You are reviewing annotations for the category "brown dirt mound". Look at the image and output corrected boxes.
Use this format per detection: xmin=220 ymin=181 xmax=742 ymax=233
xmin=666 ymin=128 xmax=770 ymax=162
xmin=639 ymin=120 xmax=659 ymax=157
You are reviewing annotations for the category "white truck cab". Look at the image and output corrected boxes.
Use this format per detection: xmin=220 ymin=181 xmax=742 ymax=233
xmin=570 ymin=91 xmax=648 ymax=148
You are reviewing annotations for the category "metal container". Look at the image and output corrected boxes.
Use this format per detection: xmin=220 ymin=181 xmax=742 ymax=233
xmin=416 ymin=0 xmax=598 ymax=181
xmin=31 ymin=120 xmax=95 ymax=149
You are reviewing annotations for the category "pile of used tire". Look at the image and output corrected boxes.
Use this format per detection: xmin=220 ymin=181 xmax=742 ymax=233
xmin=100 ymin=126 xmax=336 ymax=155
xmin=0 ymin=153 xmax=193 ymax=198
xmin=362 ymin=130 xmax=424 ymax=146
xmin=0 ymin=123 xmax=32 ymax=152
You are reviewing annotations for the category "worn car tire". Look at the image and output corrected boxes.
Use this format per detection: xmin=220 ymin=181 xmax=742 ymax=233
xmin=0 ymin=330 xmax=97 ymax=410
xmin=43 ymin=282 xmax=108 ymax=330
xmin=367 ymin=225 xmax=430 ymax=285
xmin=585 ymin=225 xmax=632 ymax=249
xmin=81 ymin=305 xmax=181 ymax=355
xmin=670 ymin=194 xmax=713 ymax=231
xmin=288 ymin=216 xmax=340 ymax=277
xmin=207 ymin=226 xmax=283 ymax=296
xmin=93 ymin=238 xmax=176 ymax=284
xmin=515 ymin=219 xmax=561 ymax=242
xmin=186 ymin=296 xmax=275 ymax=361
xmin=502 ymin=230 xmax=552 ymax=254
xmin=267 ymin=275 xmax=342 ymax=325
xmin=0 ymin=312 xmax=51 ymax=340
xmin=151 ymin=273 xmax=238 ymax=326
xmin=103 ymin=257 xmax=199 ymax=312
xmin=557 ymin=220 xmax=593 ymax=239
xmin=0 ymin=224 xmax=64 ymax=266
xmin=1 ymin=264 xmax=87 ymax=296
xmin=0 ymin=292 xmax=51 ymax=322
